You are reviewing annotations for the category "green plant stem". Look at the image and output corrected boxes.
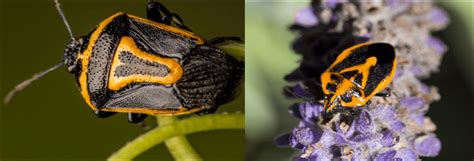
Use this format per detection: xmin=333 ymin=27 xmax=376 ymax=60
xmin=107 ymin=113 xmax=244 ymax=161
xmin=215 ymin=42 xmax=245 ymax=61
xmin=158 ymin=116 xmax=202 ymax=161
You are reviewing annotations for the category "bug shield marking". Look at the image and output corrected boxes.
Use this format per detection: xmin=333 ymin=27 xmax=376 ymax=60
xmin=108 ymin=36 xmax=183 ymax=91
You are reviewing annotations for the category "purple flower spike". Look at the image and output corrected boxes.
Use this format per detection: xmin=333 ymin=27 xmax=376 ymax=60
xmin=427 ymin=36 xmax=447 ymax=54
xmin=324 ymin=0 xmax=340 ymax=9
xmin=293 ymin=84 xmax=314 ymax=98
xmin=354 ymin=111 xmax=374 ymax=133
xmin=400 ymin=97 xmax=425 ymax=111
xmin=390 ymin=121 xmax=406 ymax=132
xmin=381 ymin=130 xmax=397 ymax=147
xmin=299 ymin=102 xmax=324 ymax=123
xmin=335 ymin=134 xmax=349 ymax=145
xmin=394 ymin=148 xmax=417 ymax=161
xmin=409 ymin=114 xmax=425 ymax=125
xmin=428 ymin=8 xmax=449 ymax=27
xmin=414 ymin=135 xmax=441 ymax=157
xmin=394 ymin=69 xmax=403 ymax=79
xmin=289 ymin=104 xmax=303 ymax=119
xmin=349 ymin=133 xmax=373 ymax=143
xmin=419 ymin=83 xmax=431 ymax=94
xmin=293 ymin=126 xmax=323 ymax=146
xmin=335 ymin=121 xmax=356 ymax=138
xmin=372 ymin=105 xmax=397 ymax=122
xmin=318 ymin=131 xmax=337 ymax=148
xmin=295 ymin=7 xmax=318 ymax=27
xmin=275 ymin=133 xmax=291 ymax=147
xmin=374 ymin=150 xmax=396 ymax=161
xmin=280 ymin=0 xmax=448 ymax=160
xmin=344 ymin=122 xmax=356 ymax=138
xmin=290 ymin=133 xmax=305 ymax=150
xmin=410 ymin=65 xmax=424 ymax=77
xmin=309 ymin=147 xmax=332 ymax=161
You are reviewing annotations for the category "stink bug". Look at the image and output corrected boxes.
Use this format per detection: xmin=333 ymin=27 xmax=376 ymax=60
xmin=320 ymin=42 xmax=396 ymax=111
xmin=4 ymin=0 xmax=244 ymax=123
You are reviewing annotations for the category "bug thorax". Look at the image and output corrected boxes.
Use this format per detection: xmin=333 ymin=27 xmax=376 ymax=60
xmin=63 ymin=36 xmax=86 ymax=73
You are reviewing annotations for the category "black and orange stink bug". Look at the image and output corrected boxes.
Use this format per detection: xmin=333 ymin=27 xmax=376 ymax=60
xmin=4 ymin=0 xmax=244 ymax=123
xmin=320 ymin=42 xmax=396 ymax=111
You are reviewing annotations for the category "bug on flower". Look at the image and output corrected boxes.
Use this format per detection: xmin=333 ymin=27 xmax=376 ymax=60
xmin=321 ymin=42 xmax=396 ymax=111
xmin=4 ymin=0 xmax=243 ymax=123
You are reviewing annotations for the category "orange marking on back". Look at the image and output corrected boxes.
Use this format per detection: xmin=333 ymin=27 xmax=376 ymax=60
xmin=108 ymin=36 xmax=183 ymax=91
xmin=79 ymin=12 xmax=125 ymax=111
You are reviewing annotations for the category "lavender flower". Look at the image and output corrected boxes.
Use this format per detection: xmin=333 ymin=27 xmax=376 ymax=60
xmin=278 ymin=0 xmax=448 ymax=160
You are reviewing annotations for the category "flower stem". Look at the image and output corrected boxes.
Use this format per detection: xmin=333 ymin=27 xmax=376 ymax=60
xmin=107 ymin=113 xmax=244 ymax=161
xmin=215 ymin=41 xmax=245 ymax=61
xmin=158 ymin=116 xmax=202 ymax=161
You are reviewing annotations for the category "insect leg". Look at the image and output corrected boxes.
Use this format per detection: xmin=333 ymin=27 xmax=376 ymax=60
xmin=146 ymin=1 xmax=191 ymax=31
xmin=128 ymin=113 xmax=148 ymax=123
xmin=147 ymin=1 xmax=171 ymax=24
xmin=94 ymin=110 xmax=117 ymax=118
xmin=169 ymin=13 xmax=191 ymax=30
xmin=208 ymin=37 xmax=243 ymax=46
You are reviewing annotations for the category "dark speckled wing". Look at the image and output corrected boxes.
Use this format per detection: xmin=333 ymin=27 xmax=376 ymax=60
xmin=87 ymin=14 xmax=129 ymax=107
xmin=104 ymin=85 xmax=181 ymax=110
xmin=127 ymin=18 xmax=197 ymax=59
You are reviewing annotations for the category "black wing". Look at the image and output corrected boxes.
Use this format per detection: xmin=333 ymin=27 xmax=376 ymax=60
xmin=127 ymin=16 xmax=198 ymax=59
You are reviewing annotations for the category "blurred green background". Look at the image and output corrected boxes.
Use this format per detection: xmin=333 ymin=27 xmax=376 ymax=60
xmin=245 ymin=0 xmax=473 ymax=161
xmin=246 ymin=1 xmax=304 ymax=160
xmin=0 ymin=0 xmax=244 ymax=160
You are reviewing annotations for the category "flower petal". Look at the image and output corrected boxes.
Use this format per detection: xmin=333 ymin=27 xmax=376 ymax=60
xmin=295 ymin=7 xmax=318 ymax=27
xmin=374 ymin=150 xmax=396 ymax=161
xmin=394 ymin=148 xmax=417 ymax=161
xmin=390 ymin=121 xmax=406 ymax=132
xmin=299 ymin=102 xmax=324 ymax=123
xmin=275 ymin=133 xmax=291 ymax=147
xmin=400 ymin=97 xmax=425 ymax=111
xmin=381 ymin=130 xmax=397 ymax=147
xmin=426 ymin=36 xmax=447 ymax=54
xmin=414 ymin=135 xmax=441 ymax=157
xmin=293 ymin=126 xmax=324 ymax=146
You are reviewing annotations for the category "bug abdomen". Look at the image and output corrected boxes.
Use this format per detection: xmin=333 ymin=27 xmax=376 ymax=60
xmin=176 ymin=45 xmax=244 ymax=110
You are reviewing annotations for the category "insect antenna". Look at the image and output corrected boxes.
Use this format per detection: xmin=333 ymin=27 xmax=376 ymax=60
xmin=4 ymin=62 xmax=65 ymax=104
xmin=3 ymin=0 xmax=76 ymax=104
xmin=54 ymin=0 xmax=74 ymax=40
